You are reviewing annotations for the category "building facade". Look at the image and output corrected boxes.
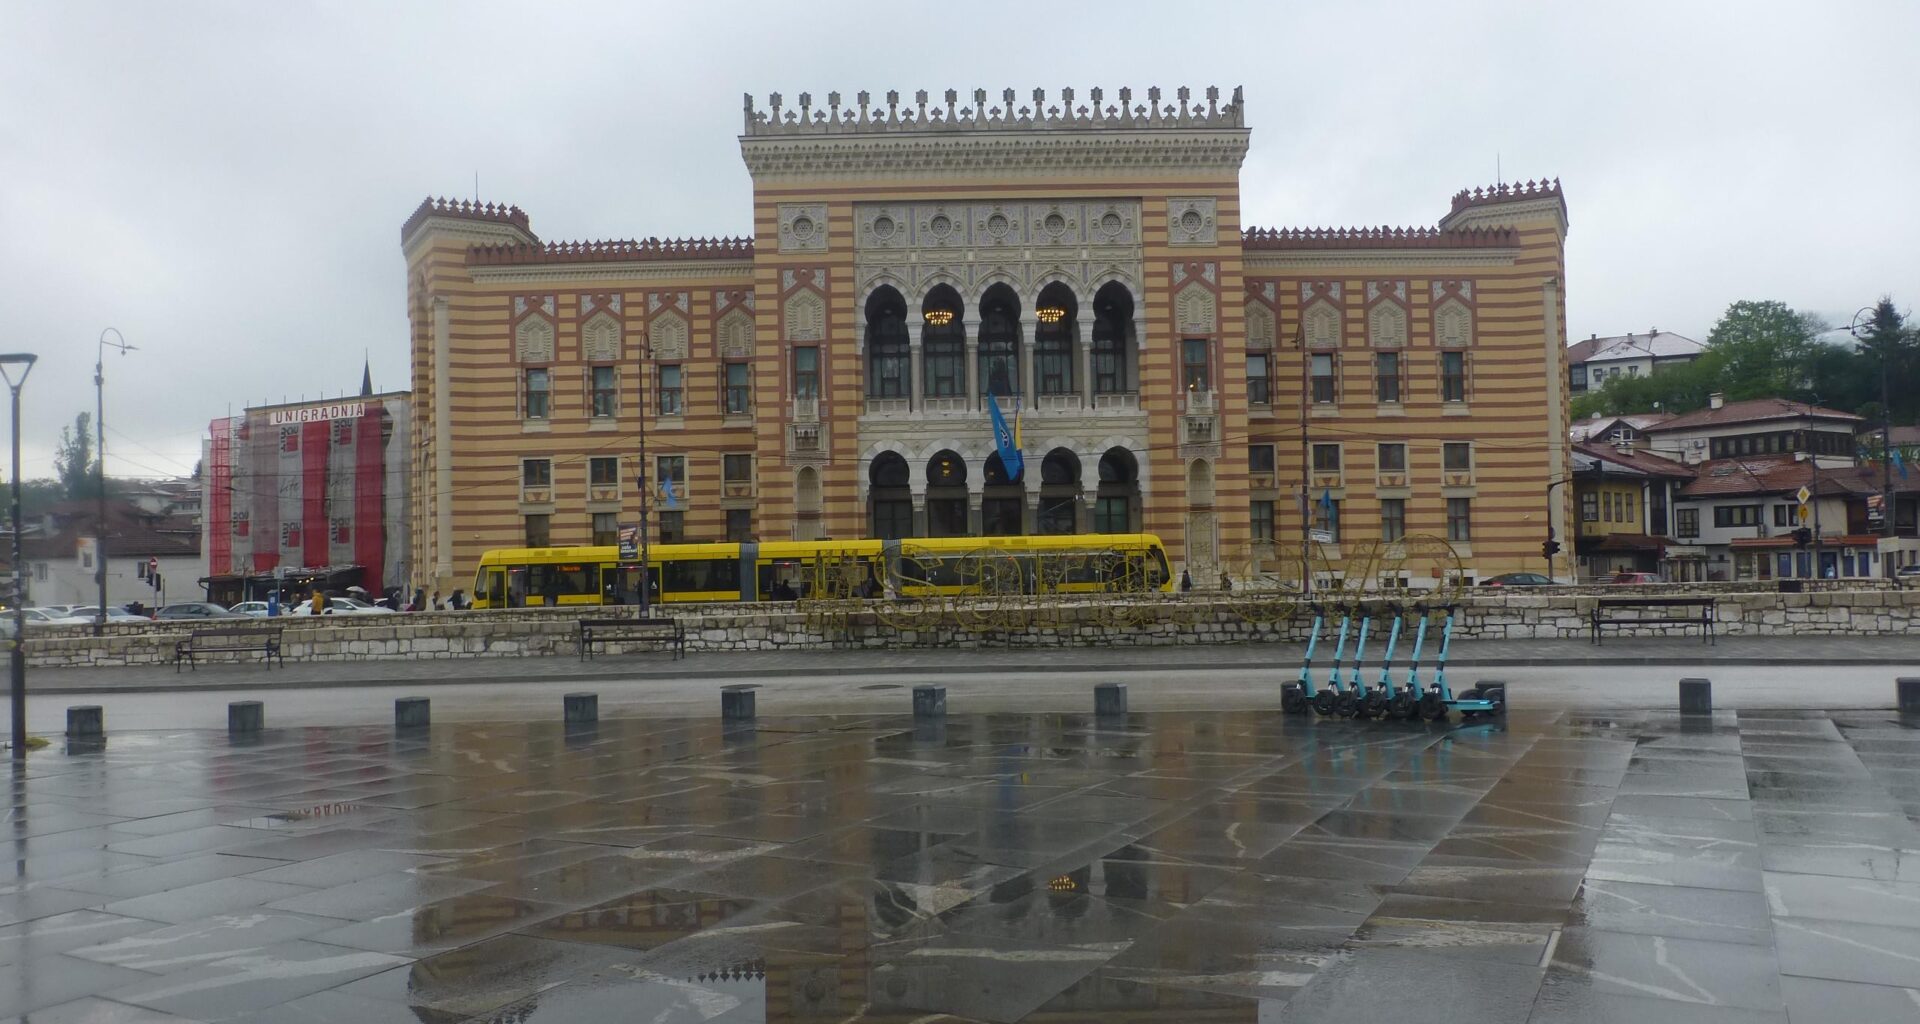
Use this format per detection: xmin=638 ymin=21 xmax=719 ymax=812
xmin=1567 ymin=329 xmax=1703 ymax=393
xmin=403 ymin=87 xmax=1571 ymax=594
xmin=202 ymin=393 xmax=412 ymax=602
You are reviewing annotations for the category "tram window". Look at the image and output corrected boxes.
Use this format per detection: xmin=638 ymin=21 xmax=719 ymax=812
xmin=525 ymin=563 xmax=595 ymax=601
xmin=758 ymin=561 xmax=810 ymax=600
xmin=662 ymin=558 xmax=742 ymax=593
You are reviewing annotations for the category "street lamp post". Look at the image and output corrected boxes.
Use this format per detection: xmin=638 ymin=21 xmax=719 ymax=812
xmin=93 ymin=329 xmax=136 ymax=636
xmin=1850 ymin=305 xmax=1898 ymax=542
xmin=638 ymin=326 xmax=652 ymax=618
xmin=2 ymin=354 xmax=39 ymax=760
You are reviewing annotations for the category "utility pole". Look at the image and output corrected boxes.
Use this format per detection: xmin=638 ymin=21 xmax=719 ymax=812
xmin=1851 ymin=305 xmax=1899 ymax=542
xmin=93 ymin=329 xmax=136 ymax=635
xmin=3 ymin=354 xmax=38 ymax=760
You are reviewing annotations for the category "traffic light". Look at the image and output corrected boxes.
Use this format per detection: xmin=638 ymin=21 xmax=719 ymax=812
xmin=1542 ymin=539 xmax=1561 ymax=558
xmin=1792 ymin=527 xmax=1813 ymax=549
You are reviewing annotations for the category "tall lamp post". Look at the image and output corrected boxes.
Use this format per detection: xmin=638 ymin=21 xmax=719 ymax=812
xmin=93 ymin=329 xmax=136 ymax=636
xmin=1849 ymin=305 xmax=1897 ymax=543
xmin=2 ymin=354 xmax=39 ymax=760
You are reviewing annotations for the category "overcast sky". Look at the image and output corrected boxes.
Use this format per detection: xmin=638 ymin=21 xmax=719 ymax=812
xmin=2 ymin=0 xmax=1914 ymax=480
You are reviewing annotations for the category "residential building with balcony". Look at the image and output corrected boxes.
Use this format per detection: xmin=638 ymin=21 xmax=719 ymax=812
xmin=1567 ymin=329 xmax=1703 ymax=392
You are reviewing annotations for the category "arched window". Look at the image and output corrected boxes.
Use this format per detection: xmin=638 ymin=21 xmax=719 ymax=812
xmin=865 ymin=287 xmax=908 ymax=399
xmin=925 ymin=449 xmax=969 ymax=537
xmin=868 ymin=452 xmax=911 ymax=539
xmin=1038 ymin=448 xmax=1081 ymax=534
xmin=1092 ymin=282 xmax=1135 ymax=395
xmin=1034 ymin=282 xmax=1077 ymax=397
xmin=978 ymin=283 xmax=1021 ymax=400
xmin=1095 ymin=446 xmax=1139 ymax=534
xmin=922 ymin=285 xmax=965 ymax=399
xmin=982 ymin=453 xmax=1023 ymax=535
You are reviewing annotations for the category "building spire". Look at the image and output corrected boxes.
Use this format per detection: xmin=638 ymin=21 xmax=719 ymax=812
xmin=360 ymin=355 xmax=373 ymax=397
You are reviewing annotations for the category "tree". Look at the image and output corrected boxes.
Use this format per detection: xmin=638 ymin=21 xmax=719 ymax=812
xmin=1856 ymin=297 xmax=1917 ymax=426
xmin=1705 ymin=300 xmax=1825 ymax=401
xmin=53 ymin=412 xmax=99 ymax=500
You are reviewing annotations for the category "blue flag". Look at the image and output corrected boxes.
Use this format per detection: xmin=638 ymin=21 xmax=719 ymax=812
xmin=661 ymin=475 xmax=680 ymax=510
xmin=988 ymin=392 xmax=1024 ymax=481
xmin=1894 ymin=445 xmax=1908 ymax=480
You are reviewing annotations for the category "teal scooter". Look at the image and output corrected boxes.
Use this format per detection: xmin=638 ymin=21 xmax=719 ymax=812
xmin=1282 ymin=604 xmax=1324 ymax=714
xmin=1310 ymin=607 xmax=1356 ymax=717
xmin=1361 ymin=604 xmax=1405 ymax=719
xmin=1410 ymin=604 xmax=1506 ymax=721
xmin=1342 ymin=607 xmax=1376 ymax=719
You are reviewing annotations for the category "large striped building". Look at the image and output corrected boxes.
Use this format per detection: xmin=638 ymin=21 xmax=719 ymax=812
xmin=402 ymin=86 xmax=1571 ymax=593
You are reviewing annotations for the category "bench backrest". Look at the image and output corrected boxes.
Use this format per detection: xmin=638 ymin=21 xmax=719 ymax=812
xmin=191 ymin=626 xmax=281 ymax=638
xmin=1596 ymin=597 xmax=1715 ymax=608
xmin=579 ymin=618 xmax=677 ymax=628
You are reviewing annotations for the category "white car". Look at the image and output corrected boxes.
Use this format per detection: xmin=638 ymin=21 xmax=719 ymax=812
xmin=65 ymin=606 xmax=148 ymax=622
xmin=23 ymin=608 xmax=88 ymax=626
xmin=291 ymin=597 xmax=395 ymax=616
xmin=229 ymin=601 xmax=272 ymax=617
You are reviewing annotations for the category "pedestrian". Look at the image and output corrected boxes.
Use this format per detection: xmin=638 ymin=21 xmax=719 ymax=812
xmin=1220 ymin=573 xmax=1233 ymax=592
xmin=309 ymin=590 xmax=327 ymax=616
xmin=432 ymin=590 xmax=444 ymax=611
xmin=449 ymin=589 xmax=467 ymax=611
xmin=1180 ymin=569 xmax=1194 ymax=592
xmin=411 ymin=587 xmax=426 ymax=612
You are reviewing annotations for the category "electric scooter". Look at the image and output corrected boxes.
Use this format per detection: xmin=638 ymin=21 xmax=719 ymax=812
xmin=1310 ymin=607 xmax=1353 ymax=717
xmin=1363 ymin=603 xmax=1405 ymax=719
xmin=1343 ymin=606 xmax=1375 ymax=719
xmin=1410 ymin=604 xmax=1506 ymax=721
xmin=1282 ymin=604 xmax=1323 ymax=714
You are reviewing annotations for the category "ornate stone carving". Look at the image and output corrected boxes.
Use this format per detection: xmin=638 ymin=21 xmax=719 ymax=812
xmin=581 ymin=312 xmax=622 ymax=363
xmin=859 ymin=204 xmax=911 ymax=250
xmin=1087 ymin=201 xmax=1136 ymax=245
xmin=973 ymin=203 xmax=1025 ymax=246
xmin=717 ymin=307 xmax=755 ymax=357
xmin=1166 ymin=198 xmax=1217 ymax=246
xmin=1175 ymin=282 xmax=1217 ymax=335
xmin=515 ymin=317 xmax=555 ymax=363
xmin=1366 ymin=280 xmax=1408 ymax=303
xmin=1367 ymin=303 xmax=1408 ymax=349
xmin=1029 ymin=202 xmax=1081 ymax=245
xmin=1245 ymin=302 xmax=1276 ymax=350
xmin=1304 ymin=302 xmax=1341 ymax=349
xmin=649 ymin=311 xmax=689 ymax=360
xmin=785 ymin=291 xmax=824 ymax=341
xmin=513 ymin=294 xmax=556 ymax=317
xmin=1434 ymin=300 xmax=1474 ymax=349
xmin=778 ymin=203 xmax=828 ymax=253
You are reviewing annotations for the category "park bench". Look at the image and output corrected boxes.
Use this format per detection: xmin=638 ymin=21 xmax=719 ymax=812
xmin=175 ymin=625 xmax=286 ymax=671
xmin=577 ymin=617 xmax=685 ymax=662
xmin=1589 ymin=596 xmax=1716 ymax=646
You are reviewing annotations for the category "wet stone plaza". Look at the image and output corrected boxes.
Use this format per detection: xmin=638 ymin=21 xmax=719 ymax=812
xmin=3 ymin=705 xmax=1919 ymax=1023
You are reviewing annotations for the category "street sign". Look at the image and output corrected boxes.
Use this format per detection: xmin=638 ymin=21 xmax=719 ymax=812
xmin=1798 ymin=504 xmax=1810 ymax=522
xmin=1795 ymin=485 xmax=1811 ymax=504
xmin=1309 ymin=530 xmax=1334 ymax=544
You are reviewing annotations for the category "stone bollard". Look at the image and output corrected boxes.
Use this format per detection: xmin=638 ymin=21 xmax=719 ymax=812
xmin=1678 ymin=678 xmax=1712 ymax=715
xmin=1095 ymin=682 xmax=1128 ymax=717
xmin=66 ymin=705 xmax=104 ymax=738
xmin=1898 ymin=678 xmax=1920 ymax=716
xmin=721 ymin=687 xmax=756 ymax=721
xmin=912 ymin=685 xmax=947 ymax=719
xmin=564 ymin=692 xmax=599 ymax=724
xmin=394 ymin=696 xmax=431 ymax=730
xmin=227 ymin=700 xmax=264 ymax=735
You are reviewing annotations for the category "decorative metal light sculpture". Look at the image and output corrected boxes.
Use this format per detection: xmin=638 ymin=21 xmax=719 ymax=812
xmin=924 ymin=309 xmax=954 ymax=327
xmin=1036 ymin=305 xmax=1067 ymax=324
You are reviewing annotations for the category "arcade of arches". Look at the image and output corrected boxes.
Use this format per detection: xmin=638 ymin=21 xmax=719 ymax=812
xmin=865 ymin=446 xmax=1141 ymax=540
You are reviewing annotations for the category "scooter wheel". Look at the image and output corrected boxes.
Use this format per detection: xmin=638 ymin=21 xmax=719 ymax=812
xmin=1483 ymin=684 xmax=1507 ymax=716
xmin=1360 ymin=691 xmax=1388 ymax=720
xmin=1333 ymin=691 xmax=1358 ymax=718
xmin=1281 ymin=686 xmax=1307 ymax=715
xmin=1418 ymin=693 xmax=1448 ymax=722
xmin=1387 ymin=692 xmax=1414 ymax=721
xmin=1311 ymin=689 xmax=1337 ymax=717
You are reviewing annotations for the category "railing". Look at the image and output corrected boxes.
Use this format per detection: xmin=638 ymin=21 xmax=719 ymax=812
xmin=789 ymin=424 xmax=821 ymax=452
xmin=1093 ymin=392 xmax=1140 ymax=411
xmin=1034 ymin=394 xmax=1083 ymax=412
xmin=792 ymin=397 xmax=819 ymax=423
xmin=864 ymin=397 xmax=912 ymax=415
xmin=922 ymin=396 xmax=972 ymax=414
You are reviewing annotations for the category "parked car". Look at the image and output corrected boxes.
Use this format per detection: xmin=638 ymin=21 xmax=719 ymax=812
xmin=229 ymin=601 xmax=273 ymax=617
xmin=1898 ymin=564 xmax=1920 ymax=578
xmin=1482 ymin=572 xmax=1553 ymax=587
xmin=154 ymin=602 xmax=244 ymax=620
xmin=23 ymin=607 xmax=88 ymax=626
xmin=1606 ymin=571 xmax=1661 ymax=585
xmin=291 ymin=597 xmax=396 ymax=616
xmin=65 ymin=606 xmax=148 ymax=622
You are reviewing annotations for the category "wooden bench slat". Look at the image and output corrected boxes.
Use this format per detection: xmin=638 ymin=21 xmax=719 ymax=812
xmin=1590 ymin=597 xmax=1716 ymax=647
xmin=176 ymin=626 xmax=285 ymax=672
xmin=577 ymin=618 xmax=684 ymax=662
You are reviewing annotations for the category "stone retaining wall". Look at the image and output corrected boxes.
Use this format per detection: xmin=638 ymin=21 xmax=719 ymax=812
xmin=18 ymin=588 xmax=1918 ymax=668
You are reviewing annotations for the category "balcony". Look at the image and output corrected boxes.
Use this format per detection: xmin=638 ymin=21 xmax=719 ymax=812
xmin=864 ymin=397 xmax=912 ymax=416
xmin=788 ymin=422 xmax=822 ymax=453
xmin=792 ymin=397 xmax=819 ymax=424
xmin=922 ymin=396 xmax=972 ymax=414
xmin=1184 ymin=389 xmax=1216 ymax=415
xmin=1092 ymin=392 xmax=1140 ymax=412
xmin=1034 ymin=393 xmax=1083 ymax=412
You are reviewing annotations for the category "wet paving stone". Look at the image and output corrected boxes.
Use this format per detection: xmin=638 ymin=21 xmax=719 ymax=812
xmin=1 ymin=706 xmax=1916 ymax=1019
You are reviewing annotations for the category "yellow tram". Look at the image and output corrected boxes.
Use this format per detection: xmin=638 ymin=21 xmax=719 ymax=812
xmin=469 ymin=534 xmax=1172 ymax=608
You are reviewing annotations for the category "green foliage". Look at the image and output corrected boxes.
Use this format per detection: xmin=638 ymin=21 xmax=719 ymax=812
xmin=53 ymin=412 xmax=99 ymax=501
xmin=1575 ymin=298 xmax=1917 ymax=425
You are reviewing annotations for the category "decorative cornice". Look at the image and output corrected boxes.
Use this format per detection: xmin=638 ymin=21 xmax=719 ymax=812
xmin=401 ymin=197 xmax=531 ymax=243
xmin=743 ymin=86 xmax=1244 ymax=136
xmin=1449 ymin=178 xmax=1563 ymax=215
xmin=467 ymin=237 xmax=754 ymax=267
xmin=740 ymin=130 xmax=1251 ymax=183
xmin=1243 ymin=226 xmax=1519 ymax=250
xmin=467 ymin=261 xmax=753 ymax=285
xmin=1244 ymin=249 xmax=1521 ymax=271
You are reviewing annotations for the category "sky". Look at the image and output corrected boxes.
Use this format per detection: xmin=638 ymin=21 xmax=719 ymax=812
xmin=2 ymin=0 xmax=1915 ymax=481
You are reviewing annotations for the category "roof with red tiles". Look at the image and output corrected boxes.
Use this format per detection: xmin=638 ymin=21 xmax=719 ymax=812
xmin=1574 ymin=441 xmax=1696 ymax=479
xmin=1644 ymin=398 xmax=1863 ymax=433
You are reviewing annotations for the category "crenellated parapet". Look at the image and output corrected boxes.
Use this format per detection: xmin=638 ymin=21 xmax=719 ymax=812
xmin=1449 ymin=178 xmax=1563 ymax=214
xmin=742 ymin=86 xmax=1244 ymax=135
xmin=400 ymin=196 xmax=531 ymax=243
xmin=466 ymin=236 xmax=754 ymax=267
xmin=1243 ymin=226 xmax=1520 ymax=250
